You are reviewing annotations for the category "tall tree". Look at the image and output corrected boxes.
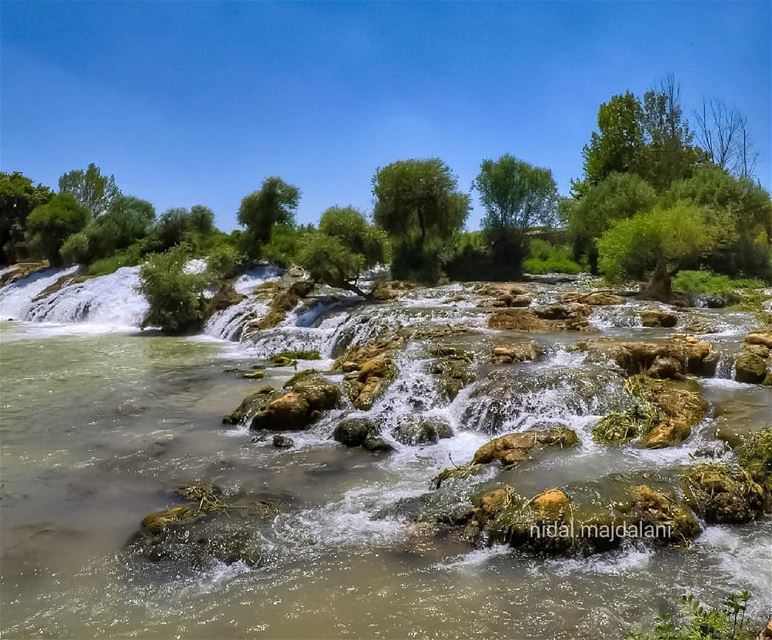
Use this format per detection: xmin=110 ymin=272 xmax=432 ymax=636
xmin=640 ymin=75 xmax=701 ymax=189
xmin=299 ymin=206 xmax=387 ymax=297
xmin=694 ymin=98 xmax=759 ymax=179
xmin=25 ymin=194 xmax=89 ymax=265
xmin=373 ymin=158 xmax=469 ymax=282
xmin=58 ymin=163 xmax=120 ymax=218
xmin=237 ymin=177 xmax=300 ymax=260
xmin=0 ymin=172 xmax=53 ymax=264
xmin=576 ymin=92 xmax=645 ymax=194
xmin=473 ymin=154 xmax=558 ymax=277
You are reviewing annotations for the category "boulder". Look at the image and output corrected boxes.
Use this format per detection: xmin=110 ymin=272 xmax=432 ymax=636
xmin=682 ymin=463 xmax=766 ymax=523
xmin=647 ymin=355 xmax=683 ymax=379
xmin=371 ymin=280 xmax=421 ymax=301
xmin=429 ymin=348 xmax=475 ymax=400
xmin=491 ymin=341 xmax=541 ymax=364
xmin=223 ymin=386 xmax=274 ymax=424
xmin=333 ymin=336 xmax=404 ymax=410
xmin=735 ymin=352 xmax=768 ymax=384
xmin=745 ymin=330 xmax=772 ymax=349
xmin=272 ymin=435 xmax=295 ymax=448
xmin=617 ymin=484 xmax=701 ymax=542
xmin=333 ymin=417 xmax=379 ymax=447
xmin=640 ymin=309 xmax=678 ymax=328
xmin=249 ymin=372 xmax=339 ymax=431
xmin=472 ymin=427 xmax=578 ymax=466
xmin=393 ymin=416 xmax=453 ymax=446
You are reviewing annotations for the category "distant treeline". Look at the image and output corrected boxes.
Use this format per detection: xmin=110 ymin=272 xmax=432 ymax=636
xmin=2 ymin=75 xmax=770 ymax=306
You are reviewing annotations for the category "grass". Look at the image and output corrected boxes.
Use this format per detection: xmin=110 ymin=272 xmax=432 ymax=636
xmin=523 ymin=239 xmax=587 ymax=275
xmin=672 ymin=270 xmax=765 ymax=296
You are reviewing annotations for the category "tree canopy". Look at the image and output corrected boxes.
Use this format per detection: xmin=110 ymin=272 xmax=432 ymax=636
xmin=58 ymin=163 xmax=121 ymax=218
xmin=0 ymin=171 xmax=54 ymax=264
xmin=237 ymin=177 xmax=300 ymax=260
xmin=25 ymin=194 xmax=90 ymax=265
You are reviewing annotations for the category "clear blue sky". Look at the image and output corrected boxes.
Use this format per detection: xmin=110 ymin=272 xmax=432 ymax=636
xmin=2 ymin=1 xmax=770 ymax=231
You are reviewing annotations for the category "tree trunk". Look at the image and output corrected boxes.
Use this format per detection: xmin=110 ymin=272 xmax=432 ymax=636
xmin=637 ymin=262 xmax=672 ymax=303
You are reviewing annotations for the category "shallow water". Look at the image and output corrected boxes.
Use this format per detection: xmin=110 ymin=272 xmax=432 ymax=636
xmin=1 ymin=272 xmax=771 ymax=639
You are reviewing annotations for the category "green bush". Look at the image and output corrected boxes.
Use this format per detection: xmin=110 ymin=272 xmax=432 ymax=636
xmin=672 ymin=270 xmax=764 ymax=295
xmin=138 ymin=246 xmax=208 ymax=333
xmin=206 ymin=242 xmax=241 ymax=279
xmin=626 ymin=591 xmax=754 ymax=640
xmin=522 ymin=239 xmax=586 ymax=274
xmin=25 ymin=193 xmax=89 ymax=265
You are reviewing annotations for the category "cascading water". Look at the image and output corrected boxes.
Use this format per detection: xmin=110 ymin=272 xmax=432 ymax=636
xmin=24 ymin=266 xmax=149 ymax=328
xmin=0 ymin=266 xmax=79 ymax=320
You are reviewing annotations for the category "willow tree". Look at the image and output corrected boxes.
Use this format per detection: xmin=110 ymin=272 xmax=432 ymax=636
xmin=299 ymin=206 xmax=386 ymax=297
xmin=598 ymin=202 xmax=733 ymax=301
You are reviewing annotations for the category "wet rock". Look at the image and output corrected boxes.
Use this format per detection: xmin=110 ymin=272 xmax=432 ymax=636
xmin=735 ymin=352 xmax=768 ymax=384
xmin=745 ymin=330 xmax=772 ymax=349
xmin=223 ymin=386 xmax=274 ymax=425
xmin=393 ymin=416 xmax=453 ymax=446
xmin=249 ymin=371 xmax=339 ymax=431
xmin=647 ymin=355 xmax=683 ymax=379
xmin=617 ymin=485 xmax=701 ymax=542
xmin=491 ymin=341 xmax=541 ymax=364
xmin=205 ymin=282 xmax=244 ymax=318
xmin=334 ymin=336 xmax=404 ymax=410
xmin=333 ymin=417 xmax=379 ymax=447
xmin=141 ymin=505 xmax=197 ymax=535
xmin=713 ymin=400 xmax=772 ymax=449
xmin=640 ymin=309 xmax=678 ymax=328
xmin=254 ymin=278 xmax=314 ymax=330
xmin=472 ymin=427 xmax=578 ymax=466
xmin=577 ymin=335 xmax=717 ymax=378
xmin=682 ymin=463 xmax=766 ymax=523
xmin=272 ymin=435 xmax=295 ymax=448
xmin=489 ymin=303 xmax=593 ymax=332
xmin=592 ymin=375 xmax=708 ymax=448
xmin=371 ymin=280 xmax=421 ymax=301
xmin=560 ymin=291 xmax=624 ymax=305
xmin=242 ymin=370 xmax=265 ymax=379
xmin=736 ymin=427 xmax=772 ymax=497
xmin=362 ymin=435 xmax=395 ymax=453
xmin=430 ymin=349 xmax=475 ymax=401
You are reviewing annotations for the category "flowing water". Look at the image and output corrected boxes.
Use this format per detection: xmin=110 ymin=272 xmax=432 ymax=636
xmin=1 ymin=268 xmax=770 ymax=638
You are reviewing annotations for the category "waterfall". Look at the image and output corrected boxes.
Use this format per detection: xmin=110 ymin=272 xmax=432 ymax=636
xmin=25 ymin=266 xmax=149 ymax=328
xmin=0 ymin=266 xmax=79 ymax=320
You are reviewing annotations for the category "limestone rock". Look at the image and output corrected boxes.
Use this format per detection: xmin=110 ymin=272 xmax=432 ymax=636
xmin=735 ymin=352 xmax=768 ymax=384
xmin=640 ymin=309 xmax=678 ymax=328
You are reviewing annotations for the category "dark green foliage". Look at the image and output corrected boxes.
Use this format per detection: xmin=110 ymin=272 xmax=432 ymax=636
xmin=0 ymin=171 xmax=54 ymax=264
xmin=443 ymin=232 xmax=493 ymax=281
xmin=238 ymin=177 xmax=300 ymax=261
xmin=299 ymin=207 xmax=387 ymax=297
xmin=260 ymin=224 xmax=312 ymax=267
xmin=148 ymin=205 xmax=215 ymax=252
xmin=58 ymin=163 xmax=120 ymax=218
xmin=138 ymin=245 xmax=208 ymax=333
xmin=566 ymin=172 xmax=657 ymax=272
xmin=373 ymin=158 xmax=469 ymax=283
xmin=25 ymin=194 xmax=89 ymax=265
xmin=626 ymin=591 xmax=753 ymax=640
xmin=205 ymin=242 xmax=241 ymax=280
xmin=474 ymin=154 xmax=559 ymax=278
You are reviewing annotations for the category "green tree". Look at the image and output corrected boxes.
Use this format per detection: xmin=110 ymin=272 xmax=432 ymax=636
xmin=237 ymin=177 xmax=300 ymax=260
xmin=597 ymin=202 xmax=733 ymax=301
xmin=664 ymin=167 xmax=772 ymax=277
xmin=576 ymin=92 xmax=645 ymax=194
xmin=25 ymin=194 xmax=90 ymax=266
xmin=566 ymin=172 xmax=657 ymax=272
xmin=58 ymin=163 xmax=120 ymax=218
xmin=88 ymin=196 xmax=156 ymax=260
xmin=473 ymin=154 xmax=558 ymax=278
xmin=260 ymin=225 xmax=312 ymax=267
xmin=639 ymin=77 xmax=702 ymax=189
xmin=189 ymin=204 xmax=216 ymax=235
xmin=138 ymin=245 xmax=208 ymax=333
xmin=299 ymin=206 xmax=387 ymax=297
xmin=0 ymin=172 xmax=54 ymax=264
xmin=373 ymin=158 xmax=469 ymax=282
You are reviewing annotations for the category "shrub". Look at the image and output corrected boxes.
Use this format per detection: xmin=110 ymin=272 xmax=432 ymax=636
xmin=25 ymin=194 xmax=89 ymax=265
xmin=522 ymin=239 xmax=587 ymax=274
xmin=626 ymin=591 xmax=754 ymax=640
xmin=206 ymin=243 xmax=241 ymax=280
xmin=138 ymin=246 xmax=208 ymax=333
xmin=672 ymin=270 xmax=764 ymax=295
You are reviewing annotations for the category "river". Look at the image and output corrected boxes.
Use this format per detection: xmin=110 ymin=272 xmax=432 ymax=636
xmin=0 ymin=266 xmax=770 ymax=638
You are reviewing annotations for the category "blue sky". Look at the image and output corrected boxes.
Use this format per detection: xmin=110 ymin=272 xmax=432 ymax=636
xmin=2 ymin=1 xmax=770 ymax=231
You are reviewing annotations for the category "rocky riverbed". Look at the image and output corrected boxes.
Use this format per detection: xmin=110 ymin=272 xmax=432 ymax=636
xmin=1 ymin=265 xmax=770 ymax=638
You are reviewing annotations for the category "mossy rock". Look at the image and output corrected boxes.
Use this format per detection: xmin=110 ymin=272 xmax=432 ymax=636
xmin=735 ymin=352 xmax=768 ymax=384
xmin=222 ymin=387 xmax=274 ymax=425
xmin=271 ymin=350 xmax=321 ymax=361
xmin=333 ymin=417 xmax=379 ymax=447
xmin=682 ymin=463 xmax=766 ymax=524
xmin=393 ymin=416 xmax=453 ymax=446
xmin=617 ymin=484 xmax=701 ymax=542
